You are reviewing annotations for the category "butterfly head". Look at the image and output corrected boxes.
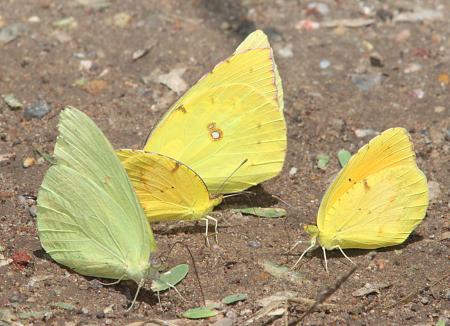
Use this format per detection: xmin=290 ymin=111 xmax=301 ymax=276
xmin=304 ymin=224 xmax=319 ymax=245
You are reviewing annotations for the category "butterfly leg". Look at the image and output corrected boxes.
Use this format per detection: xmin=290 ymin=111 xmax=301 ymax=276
xmin=289 ymin=239 xmax=304 ymax=252
xmin=292 ymin=242 xmax=315 ymax=269
xmin=202 ymin=217 xmax=211 ymax=247
xmin=337 ymin=246 xmax=355 ymax=265
xmin=126 ymin=279 xmax=144 ymax=312
xmin=322 ymin=247 xmax=329 ymax=273
xmin=206 ymin=215 xmax=219 ymax=244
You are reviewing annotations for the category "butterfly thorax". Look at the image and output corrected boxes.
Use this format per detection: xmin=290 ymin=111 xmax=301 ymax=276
xmin=126 ymin=263 xmax=158 ymax=284
xmin=304 ymin=224 xmax=339 ymax=250
xmin=191 ymin=195 xmax=223 ymax=220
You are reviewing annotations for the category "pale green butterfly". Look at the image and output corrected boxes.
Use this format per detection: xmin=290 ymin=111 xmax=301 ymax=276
xmin=37 ymin=107 xmax=158 ymax=310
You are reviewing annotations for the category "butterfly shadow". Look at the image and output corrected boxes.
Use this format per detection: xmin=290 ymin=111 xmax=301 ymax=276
xmin=218 ymin=185 xmax=279 ymax=209
xmin=33 ymin=249 xmax=160 ymax=308
xmin=290 ymin=231 xmax=424 ymax=269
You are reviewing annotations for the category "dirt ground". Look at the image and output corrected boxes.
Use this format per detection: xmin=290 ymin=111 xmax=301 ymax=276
xmin=0 ymin=0 xmax=449 ymax=325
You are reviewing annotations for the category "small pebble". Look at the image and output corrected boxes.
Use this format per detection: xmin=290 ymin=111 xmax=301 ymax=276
xmin=420 ymin=296 xmax=430 ymax=305
xmin=404 ymin=63 xmax=422 ymax=74
xmin=289 ymin=167 xmax=298 ymax=176
xmin=28 ymin=205 xmax=37 ymax=218
xmin=410 ymin=303 xmax=420 ymax=312
xmin=355 ymin=128 xmax=378 ymax=138
xmin=213 ymin=317 xmax=234 ymax=326
xmin=445 ymin=289 xmax=450 ymax=300
xmin=434 ymin=106 xmax=446 ymax=113
xmin=319 ymin=59 xmax=330 ymax=69
xmin=22 ymin=157 xmax=36 ymax=168
xmin=247 ymin=240 xmax=261 ymax=249
xmin=277 ymin=44 xmax=293 ymax=58
xmin=81 ymin=307 xmax=89 ymax=314
xmin=96 ymin=311 xmax=105 ymax=319
xmin=24 ymin=100 xmax=51 ymax=120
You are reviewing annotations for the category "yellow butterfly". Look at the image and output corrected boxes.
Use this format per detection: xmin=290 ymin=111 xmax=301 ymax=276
xmin=117 ymin=150 xmax=222 ymax=244
xmin=119 ymin=30 xmax=286 ymax=242
xmin=142 ymin=29 xmax=286 ymax=194
xmin=293 ymin=128 xmax=429 ymax=271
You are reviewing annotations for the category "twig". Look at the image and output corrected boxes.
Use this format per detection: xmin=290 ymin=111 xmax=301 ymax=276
xmin=289 ymin=266 xmax=357 ymax=325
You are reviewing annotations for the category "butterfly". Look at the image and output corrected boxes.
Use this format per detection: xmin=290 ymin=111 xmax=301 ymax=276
xmin=117 ymin=150 xmax=222 ymax=245
xmin=141 ymin=29 xmax=286 ymax=194
xmin=37 ymin=107 xmax=158 ymax=309
xmin=293 ymin=128 xmax=429 ymax=272
xmin=119 ymin=30 xmax=286 ymax=242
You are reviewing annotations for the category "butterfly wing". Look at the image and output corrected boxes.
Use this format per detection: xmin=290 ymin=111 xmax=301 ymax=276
xmin=144 ymin=32 xmax=286 ymax=194
xmin=317 ymin=128 xmax=429 ymax=249
xmin=37 ymin=107 xmax=155 ymax=283
xmin=234 ymin=29 xmax=284 ymax=112
xmin=117 ymin=150 xmax=221 ymax=222
xmin=317 ymin=128 xmax=418 ymax=229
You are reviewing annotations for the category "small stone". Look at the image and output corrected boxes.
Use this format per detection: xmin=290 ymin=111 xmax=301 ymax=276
xmin=350 ymin=74 xmax=384 ymax=91
xmin=420 ymin=296 xmax=430 ymax=305
xmin=355 ymin=128 xmax=378 ymax=138
xmin=103 ymin=304 xmax=114 ymax=314
xmin=24 ymin=100 xmax=51 ymax=119
xmin=411 ymin=88 xmax=425 ymax=99
xmin=220 ymin=22 xmax=230 ymax=30
xmin=22 ymin=157 xmax=36 ymax=168
xmin=2 ymin=94 xmax=23 ymax=110
xmin=428 ymin=181 xmax=441 ymax=202
xmin=81 ymin=307 xmax=89 ymax=314
xmin=158 ymin=68 xmax=187 ymax=94
xmin=0 ymin=23 xmax=26 ymax=44
xmin=277 ymin=44 xmax=293 ymax=58
xmin=96 ymin=311 xmax=105 ymax=319
xmin=84 ymin=80 xmax=108 ymax=95
xmin=113 ymin=12 xmax=132 ymax=28
xmin=410 ymin=303 xmax=420 ymax=312
xmin=28 ymin=16 xmax=41 ymax=23
xmin=306 ymin=2 xmax=330 ymax=16
xmin=404 ymin=63 xmax=422 ymax=74
xmin=79 ymin=60 xmax=93 ymax=71
xmin=28 ymin=205 xmax=37 ymax=218
xmin=434 ymin=106 xmax=446 ymax=113
xmin=225 ymin=309 xmax=237 ymax=319
xmin=439 ymin=231 xmax=450 ymax=242
xmin=247 ymin=240 xmax=261 ymax=248
xmin=319 ymin=59 xmax=330 ymax=69
xmin=212 ymin=317 xmax=233 ymax=326
xmin=289 ymin=167 xmax=298 ymax=176
xmin=445 ymin=289 xmax=450 ymax=300
xmin=369 ymin=53 xmax=383 ymax=67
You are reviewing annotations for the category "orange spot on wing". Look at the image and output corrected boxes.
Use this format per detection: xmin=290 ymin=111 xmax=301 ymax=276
xmin=171 ymin=162 xmax=180 ymax=173
xmin=363 ymin=179 xmax=370 ymax=191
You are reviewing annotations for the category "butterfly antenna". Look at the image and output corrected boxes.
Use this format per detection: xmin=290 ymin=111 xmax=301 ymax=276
xmin=167 ymin=241 xmax=206 ymax=306
xmin=126 ymin=279 xmax=144 ymax=312
xmin=159 ymin=279 xmax=187 ymax=301
xmin=222 ymin=190 xmax=255 ymax=199
xmin=215 ymin=159 xmax=248 ymax=194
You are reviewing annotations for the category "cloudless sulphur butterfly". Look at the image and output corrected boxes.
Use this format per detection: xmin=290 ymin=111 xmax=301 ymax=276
xmin=37 ymin=107 xmax=158 ymax=309
xmin=142 ymin=29 xmax=287 ymax=194
xmin=293 ymin=128 xmax=429 ymax=271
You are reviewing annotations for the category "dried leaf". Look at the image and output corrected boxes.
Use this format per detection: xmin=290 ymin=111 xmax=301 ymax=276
xmin=352 ymin=282 xmax=390 ymax=297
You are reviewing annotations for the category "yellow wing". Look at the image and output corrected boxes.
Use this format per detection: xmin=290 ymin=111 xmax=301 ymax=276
xmin=117 ymin=150 xmax=222 ymax=222
xmin=144 ymin=31 xmax=286 ymax=194
xmin=316 ymin=128 xmax=429 ymax=249
xmin=234 ymin=30 xmax=284 ymax=112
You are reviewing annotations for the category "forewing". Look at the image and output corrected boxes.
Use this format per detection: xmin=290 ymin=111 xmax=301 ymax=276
xmin=117 ymin=150 xmax=215 ymax=222
xmin=322 ymin=165 xmax=428 ymax=249
xmin=144 ymin=48 xmax=286 ymax=193
xmin=37 ymin=107 xmax=155 ymax=281
xmin=234 ymin=29 xmax=284 ymax=112
xmin=317 ymin=128 xmax=417 ymax=229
